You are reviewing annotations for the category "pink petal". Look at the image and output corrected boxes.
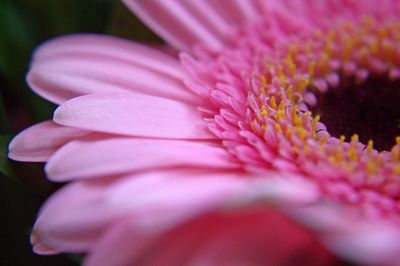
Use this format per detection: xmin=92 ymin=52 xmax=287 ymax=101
xmin=85 ymin=206 xmax=335 ymax=266
xmin=27 ymin=34 xmax=201 ymax=105
xmin=122 ymin=0 xmax=224 ymax=51
xmin=289 ymin=204 xmax=400 ymax=265
xmin=31 ymin=179 xmax=116 ymax=254
xmin=182 ymin=1 xmax=234 ymax=39
xmin=35 ymin=170 xmax=252 ymax=256
xmin=83 ymin=218 xmax=151 ymax=266
xmin=53 ymin=92 xmax=214 ymax=139
xmin=209 ymin=0 xmax=260 ymax=25
xmin=8 ymin=120 xmax=89 ymax=162
xmin=27 ymin=170 xmax=237 ymax=255
xmin=105 ymin=170 xmax=320 ymax=217
xmin=33 ymin=169 xmax=320 ymax=260
xmin=45 ymin=136 xmax=239 ymax=181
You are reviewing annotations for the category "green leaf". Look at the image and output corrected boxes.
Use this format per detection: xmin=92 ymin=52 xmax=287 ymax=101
xmin=106 ymin=1 xmax=162 ymax=42
xmin=0 ymin=134 xmax=15 ymax=177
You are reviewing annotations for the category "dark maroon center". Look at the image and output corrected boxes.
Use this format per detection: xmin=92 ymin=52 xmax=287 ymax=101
xmin=310 ymin=76 xmax=400 ymax=151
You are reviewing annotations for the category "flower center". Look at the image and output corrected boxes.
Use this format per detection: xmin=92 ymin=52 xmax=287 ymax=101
xmin=194 ymin=14 xmax=400 ymax=215
xmin=242 ymin=16 xmax=400 ymax=213
xmin=310 ymin=75 xmax=400 ymax=151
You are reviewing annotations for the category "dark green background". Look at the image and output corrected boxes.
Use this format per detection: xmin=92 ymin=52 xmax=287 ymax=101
xmin=0 ymin=1 xmax=160 ymax=265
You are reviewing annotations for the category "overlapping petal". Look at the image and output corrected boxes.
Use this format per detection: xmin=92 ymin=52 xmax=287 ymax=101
xmin=8 ymin=120 xmax=90 ymax=162
xmin=27 ymin=34 xmax=202 ymax=105
xmin=32 ymin=170 xmax=319 ymax=257
xmin=45 ymin=136 xmax=239 ymax=181
xmin=85 ymin=207 xmax=337 ymax=266
xmin=289 ymin=204 xmax=400 ymax=265
xmin=122 ymin=0 xmax=227 ymax=52
xmin=53 ymin=92 xmax=214 ymax=139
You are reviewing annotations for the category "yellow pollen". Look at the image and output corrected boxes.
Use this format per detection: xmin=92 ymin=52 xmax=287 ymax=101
xmin=295 ymin=127 xmax=309 ymax=141
xmin=274 ymin=123 xmax=283 ymax=133
xmin=342 ymin=38 xmax=356 ymax=59
xmin=348 ymin=146 xmax=358 ymax=161
xmin=392 ymin=144 xmax=400 ymax=162
xmin=311 ymin=115 xmax=320 ymax=134
xmin=285 ymin=55 xmax=297 ymax=76
xmin=324 ymin=43 xmax=334 ymax=56
xmin=382 ymin=42 xmax=394 ymax=60
xmin=360 ymin=47 xmax=370 ymax=61
xmin=308 ymin=60 xmax=317 ymax=76
xmin=296 ymin=77 xmax=310 ymax=92
xmin=394 ymin=164 xmax=400 ymax=174
xmin=326 ymin=31 xmax=337 ymax=42
xmin=279 ymin=74 xmax=287 ymax=86
xmin=269 ymin=96 xmax=277 ymax=109
xmin=292 ymin=106 xmax=302 ymax=126
xmin=285 ymin=127 xmax=293 ymax=139
xmin=332 ymin=149 xmax=344 ymax=163
xmin=274 ymin=109 xmax=286 ymax=120
xmin=377 ymin=27 xmax=390 ymax=38
xmin=368 ymin=39 xmax=379 ymax=55
xmin=288 ymin=45 xmax=298 ymax=55
xmin=260 ymin=106 xmax=268 ymax=116
xmin=351 ymin=134 xmax=359 ymax=143
xmin=319 ymin=54 xmax=330 ymax=74
xmin=366 ymin=161 xmax=376 ymax=174
xmin=366 ymin=140 xmax=374 ymax=154
xmin=286 ymin=85 xmax=294 ymax=102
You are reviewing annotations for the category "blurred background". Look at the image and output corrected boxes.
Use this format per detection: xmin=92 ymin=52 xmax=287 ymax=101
xmin=0 ymin=1 xmax=161 ymax=265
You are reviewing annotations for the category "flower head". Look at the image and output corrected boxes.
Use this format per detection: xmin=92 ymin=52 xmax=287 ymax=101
xmin=9 ymin=1 xmax=400 ymax=265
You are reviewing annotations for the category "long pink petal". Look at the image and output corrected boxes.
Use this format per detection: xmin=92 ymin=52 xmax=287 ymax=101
xmin=35 ymin=170 xmax=249 ymax=255
xmin=122 ymin=0 xmax=224 ymax=51
xmin=182 ymin=0 xmax=234 ymax=40
xmin=45 ymin=136 xmax=239 ymax=181
xmin=53 ymin=92 xmax=214 ymax=139
xmin=27 ymin=34 xmax=200 ymax=105
xmin=83 ymin=171 xmax=319 ymax=266
xmin=209 ymin=0 xmax=261 ymax=25
xmin=8 ymin=121 xmax=89 ymax=162
xmin=105 ymin=170 xmax=320 ymax=223
xmin=33 ymin=169 xmax=319 ymax=259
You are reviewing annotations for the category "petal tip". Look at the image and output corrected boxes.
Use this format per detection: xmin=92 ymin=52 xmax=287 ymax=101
xmin=30 ymin=230 xmax=59 ymax=255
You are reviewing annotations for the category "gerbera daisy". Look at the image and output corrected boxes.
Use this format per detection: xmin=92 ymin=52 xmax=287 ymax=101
xmin=9 ymin=0 xmax=400 ymax=265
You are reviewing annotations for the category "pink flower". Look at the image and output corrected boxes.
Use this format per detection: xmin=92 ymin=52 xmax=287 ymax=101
xmin=9 ymin=0 xmax=400 ymax=265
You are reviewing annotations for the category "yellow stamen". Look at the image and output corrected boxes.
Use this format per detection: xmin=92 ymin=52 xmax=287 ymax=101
xmin=269 ymin=96 xmax=277 ymax=109
xmin=296 ymin=77 xmax=310 ymax=92
xmin=366 ymin=161 xmax=376 ymax=174
xmin=366 ymin=140 xmax=374 ymax=154
xmin=274 ymin=123 xmax=283 ymax=133
xmin=308 ymin=60 xmax=317 ymax=76
xmin=260 ymin=106 xmax=268 ymax=116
